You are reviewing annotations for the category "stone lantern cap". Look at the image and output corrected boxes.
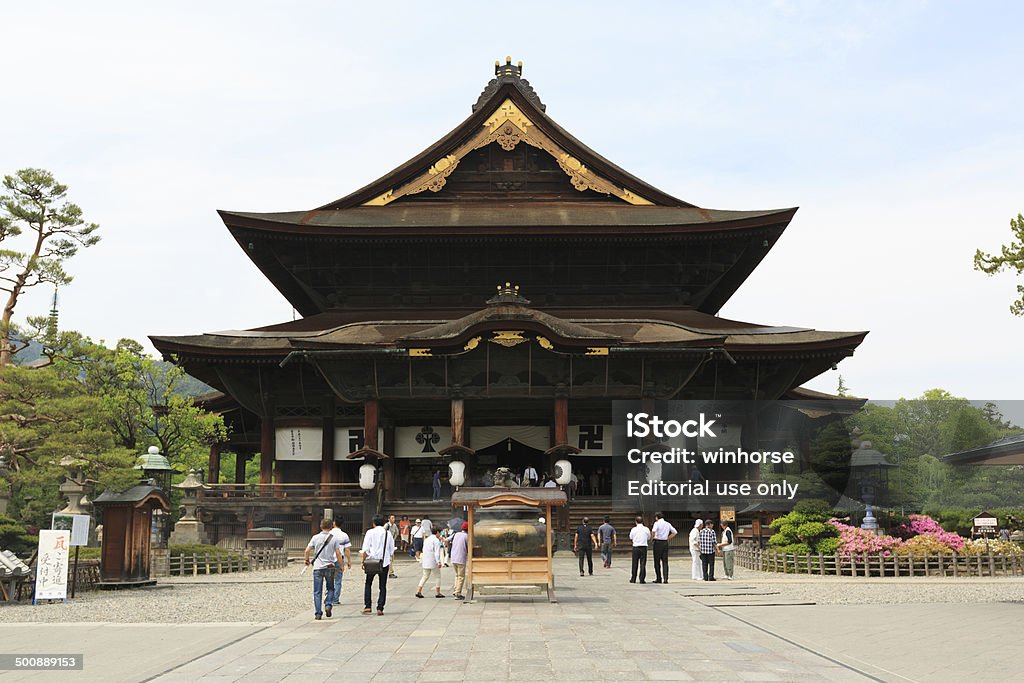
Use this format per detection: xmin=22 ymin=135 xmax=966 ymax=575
xmin=173 ymin=468 xmax=207 ymax=491
xmin=135 ymin=446 xmax=173 ymax=472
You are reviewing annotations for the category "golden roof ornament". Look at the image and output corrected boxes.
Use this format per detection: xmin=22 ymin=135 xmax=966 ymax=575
xmin=486 ymin=282 xmax=530 ymax=306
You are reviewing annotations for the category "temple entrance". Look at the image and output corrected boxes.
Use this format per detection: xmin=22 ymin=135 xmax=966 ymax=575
xmin=475 ymin=437 xmax=547 ymax=486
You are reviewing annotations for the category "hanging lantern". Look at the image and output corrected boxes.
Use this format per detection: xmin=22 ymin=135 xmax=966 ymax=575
xmin=449 ymin=460 xmax=466 ymax=488
xmin=554 ymin=459 xmax=572 ymax=486
xmin=358 ymin=463 xmax=377 ymax=490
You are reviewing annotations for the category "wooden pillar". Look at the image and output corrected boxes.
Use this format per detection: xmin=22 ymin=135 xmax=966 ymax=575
xmin=260 ymin=416 xmax=274 ymax=485
xmin=208 ymin=443 xmax=221 ymax=484
xmin=383 ymin=422 xmax=396 ymax=501
xmin=235 ymin=449 xmax=248 ymax=484
xmin=451 ymin=398 xmax=465 ymax=446
xmin=364 ymin=399 xmax=379 ymax=450
xmin=554 ymin=397 xmax=568 ymax=445
xmin=321 ymin=397 xmax=335 ymax=485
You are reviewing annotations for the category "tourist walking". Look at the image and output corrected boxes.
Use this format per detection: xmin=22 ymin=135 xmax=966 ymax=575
xmin=410 ymin=519 xmax=422 ymax=557
xmin=598 ymin=515 xmax=617 ymax=568
xmin=590 ymin=470 xmax=600 ymax=496
xmin=416 ymin=527 xmax=445 ymax=598
xmin=304 ymin=519 xmax=345 ymax=620
xmin=717 ymin=521 xmax=736 ymax=580
xmin=689 ymin=519 xmax=704 ymax=581
xmin=432 ymin=469 xmax=442 ymax=500
xmin=439 ymin=525 xmax=452 ymax=566
xmin=384 ymin=514 xmax=400 ymax=577
xmin=651 ymin=512 xmax=678 ymax=583
xmin=399 ymin=515 xmax=411 ymax=552
xmin=629 ymin=516 xmax=651 ymax=584
xmin=698 ymin=518 xmax=717 ymax=581
xmin=524 ymin=463 xmax=539 ymax=487
xmin=574 ymin=516 xmax=597 ymax=576
xmin=360 ymin=515 xmax=395 ymax=616
xmin=451 ymin=521 xmax=469 ymax=600
xmin=329 ymin=518 xmax=353 ymax=605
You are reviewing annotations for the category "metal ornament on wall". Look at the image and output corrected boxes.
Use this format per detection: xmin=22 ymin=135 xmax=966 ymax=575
xmin=489 ymin=331 xmax=527 ymax=348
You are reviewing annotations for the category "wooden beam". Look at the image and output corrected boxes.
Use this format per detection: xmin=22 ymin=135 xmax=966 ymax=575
xmin=554 ymin=397 xmax=568 ymax=445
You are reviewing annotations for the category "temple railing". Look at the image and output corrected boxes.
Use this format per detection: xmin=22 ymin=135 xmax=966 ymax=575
xmin=198 ymin=483 xmax=367 ymax=500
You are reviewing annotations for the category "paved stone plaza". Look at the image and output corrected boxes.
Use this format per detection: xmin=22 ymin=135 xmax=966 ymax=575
xmin=2 ymin=555 xmax=1022 ymax=682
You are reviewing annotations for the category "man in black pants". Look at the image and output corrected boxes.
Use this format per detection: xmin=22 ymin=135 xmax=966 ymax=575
xmin=360 ymin=515 xmax=395 ymax=615
xmin=651 ymin=512 xmax=678 ymax=584
xmin=574 ymin=517 xmax=598 ymax=576
xmin=628 ymin=516 xmax=651 ymax=583
xmin=698 ymin=517 xmax=717 ymax=581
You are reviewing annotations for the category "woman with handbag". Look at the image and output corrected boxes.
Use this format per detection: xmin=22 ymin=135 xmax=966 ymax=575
xmin=360 ymin=515 xmax=395 ymax=616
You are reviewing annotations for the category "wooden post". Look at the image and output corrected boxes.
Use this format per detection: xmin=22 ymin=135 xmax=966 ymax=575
xmin=364 ymin=399 xmax=379 ymax=450
xmin=546 ymin=503 xmax=556 ymax=602
xmin=235 ymin=449 xmax=248 ymax=484
xmin=451 ymin=398 xmax=465 ymax=447
xmin=321 ymin=396 xmax=335 ymax=485
xmin=466 ymin=506 xmax=475 ymax=601
xmin=208 ymin=443 xmax=221 ymax=484
xmin=259 ymin=416 xmax=274 ymax=486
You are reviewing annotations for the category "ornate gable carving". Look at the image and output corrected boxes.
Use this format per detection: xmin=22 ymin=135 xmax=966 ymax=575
xmin=364 ymin=99 xmax=653 ymax=207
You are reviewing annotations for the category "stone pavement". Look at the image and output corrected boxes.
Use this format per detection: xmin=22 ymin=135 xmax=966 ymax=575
xmin=145 ymin=557 xmax=871 ymax=683
xmin=0 ymin=623 xmax=272 ymax=682
xmin=3 ymin=556 xmax=1021 ymax=682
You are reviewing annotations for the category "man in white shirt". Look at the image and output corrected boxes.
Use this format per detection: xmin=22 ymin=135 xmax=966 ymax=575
xmin=410 ymin=519 xmax=423 ymax=556
xmin=523 ymin=464 xmax=538 ymax=487
xmin=628 ymin=516 xmax=651 ymax=584
xmin=360 ymin=515 xmax=395 ymax=616
xmin=329 ymin=518 xmax=352 ymax=606
xmin=304 ymin=519 xmax=346 ymax=620
xmin=416 ymin=527 xmax=446 ymax=598
xmin=651 ymin=512 xmax=678 ymax=584
xmin=689 ymin=519 xmax=704 ymax=581
xmin=384 ymin=514 xmax=399 ymax=578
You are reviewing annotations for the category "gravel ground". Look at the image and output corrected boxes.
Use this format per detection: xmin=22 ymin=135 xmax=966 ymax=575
xmin=2 ymin=562 xmax=346 ymax=623
xmin=6 ymin=556 xmax=1024 ymax=623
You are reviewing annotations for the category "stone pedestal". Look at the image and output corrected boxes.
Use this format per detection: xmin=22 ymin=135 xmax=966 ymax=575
xmin=169 ymin=518 xmax=209 ymax=545
xmin=150 ymin=547 xmax=170 ymax=577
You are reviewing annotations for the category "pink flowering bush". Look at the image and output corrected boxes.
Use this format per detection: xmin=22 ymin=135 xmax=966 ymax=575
xmin=829 ymin=520 xmax=903 ymax=556
xmin=895 ymin=515 xmax=965 ymax=552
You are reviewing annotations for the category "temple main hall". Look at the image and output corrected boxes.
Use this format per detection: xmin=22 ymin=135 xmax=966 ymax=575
xmin=151 ymin=59 xmax=866 ymax=548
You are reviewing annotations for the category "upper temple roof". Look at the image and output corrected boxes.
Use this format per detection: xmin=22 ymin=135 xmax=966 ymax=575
xmin=215 ymin=60 xmax=801 ymax=317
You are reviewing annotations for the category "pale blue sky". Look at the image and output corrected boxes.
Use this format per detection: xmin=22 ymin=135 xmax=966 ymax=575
xmin=1 ymin=2 xmax=1022 ymax=401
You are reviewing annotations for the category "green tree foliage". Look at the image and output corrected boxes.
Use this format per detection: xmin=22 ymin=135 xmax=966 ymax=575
xmin=848 ymin=390 xmax=1022 ymax=514
xmin=0 ymin=512 xmax=36 ymax=554
xmin=78 ymin=339 xmax=227 ymax=466
xmin=975 ymin=213 xmax=1024 ymax=315
xmin=0 ymin=365 xmax=138 ymax=528
xmin=0 ymin=338 xmax=227 ymax=530
xmin=768 ymin=501 xmax=839 ymax=553
xmin=0 ymin=169 xmax=100 ymax=366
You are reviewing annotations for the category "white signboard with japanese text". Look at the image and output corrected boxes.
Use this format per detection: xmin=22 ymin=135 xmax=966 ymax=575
xmin=275 ymin=427 xmax=323 ymax=461
xmin=34 ymin=530 xmax=71 ymax=602
xmin=51 ymin=513 xmax=90 ymax=546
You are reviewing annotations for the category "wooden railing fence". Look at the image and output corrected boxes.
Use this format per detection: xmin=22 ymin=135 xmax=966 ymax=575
xmin=736 ymin=545 xmax=1024 ymax=577
xmin=169 ymin=548 xmax=288 ymax=576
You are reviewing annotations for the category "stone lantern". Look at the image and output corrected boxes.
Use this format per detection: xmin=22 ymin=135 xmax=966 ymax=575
xmin=169 ymin=468 xmax=209 ymax=545
xmin=850 ymin=440 xmax=897 ymax=533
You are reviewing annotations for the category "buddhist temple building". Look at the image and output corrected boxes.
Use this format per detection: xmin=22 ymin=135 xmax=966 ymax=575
xmin=151 ymin=59 xmax=867 ymax=547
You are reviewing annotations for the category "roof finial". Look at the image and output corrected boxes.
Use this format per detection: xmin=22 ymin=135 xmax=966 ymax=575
xmin=486 ymin=283 xmax=530 ymax=306
xmin=494 ymin=57 xmax=522 ymax=78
